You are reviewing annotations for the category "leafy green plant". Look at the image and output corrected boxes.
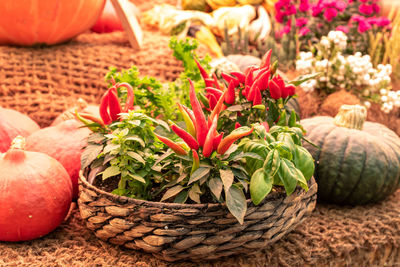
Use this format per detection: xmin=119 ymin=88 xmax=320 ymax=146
xmin=81 ymin=111 xmax=170 ymax=199
xmin=105 ymin=66 xmax=176 ymax=121
xmin=168 ymin=37 xmax=212 ymax=106
xmin=239 ymin=124 xmax=314 ymax=205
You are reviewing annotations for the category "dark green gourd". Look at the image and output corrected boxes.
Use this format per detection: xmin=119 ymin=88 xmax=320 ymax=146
xmin=301 ymin=105 xmax=400 ymax=205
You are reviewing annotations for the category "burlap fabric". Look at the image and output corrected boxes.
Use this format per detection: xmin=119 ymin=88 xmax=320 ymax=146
xmin=0 ymin=190 xmax=398 ymax=266
xmin=0 ymin=30 xmax=184 ymax=127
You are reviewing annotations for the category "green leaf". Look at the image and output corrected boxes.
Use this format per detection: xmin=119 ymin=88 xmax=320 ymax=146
xmin=127 ymin=151 xmax=146 ymax=165
xmin=188 ymin=167 xmax=210 ymax=185
xmin=289 ymin=73 xmax=321 ymax=86
xmin=293 ymin=145 xmax=315 ymax=181
xmin=225 ymin=186 xmax=247 ymax=225
xmin=81 ymin=144 xmax=103 ymax=170
xmin=103 ymin=144 xmax=120 ymax=154
xmin=174 ymin=190 xmax=189 ymax=203
xmin=250 ymin=169 xmax=273 ymax=205
xmin=208 ymin=177 xmax=223 ymax=200
xmin=125 ymin=136 xmax=145 ymax=147
xmin=289 ymin=110 xmax=297 ymax=127
xmin=128 ymin=173 xmax=146 ymax=184
xmin=236 ymin=152 xmax=264 ymax=162
xmin=102 ymin=166 xmax=121 ymax=180
xmin=87 ymin=133 xmax=105 ymax=144
xmin=161 ymin=185 xmax=184 ymax=202
xmin=188 ymin=183 xmax=202 ymax=204
xmin=277 ymin=132 xmax=295 ymax=153
xmin=278 ymin=158 xmax=308 ymax=195
xmin=277 ymin=110 xmax=287 ymax=126
xmin=263 ymin=149 xmax=281 ymax=177
xmin=219 ymin=169 xmax=234 ymax=192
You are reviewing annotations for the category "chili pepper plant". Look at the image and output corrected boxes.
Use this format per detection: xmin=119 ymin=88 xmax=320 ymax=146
xmin=79 ymin=50 xmax=316 ymax=224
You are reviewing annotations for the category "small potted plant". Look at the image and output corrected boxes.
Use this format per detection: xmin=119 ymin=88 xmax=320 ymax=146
xmin=77 ymin=51 xmax=318 ymax=262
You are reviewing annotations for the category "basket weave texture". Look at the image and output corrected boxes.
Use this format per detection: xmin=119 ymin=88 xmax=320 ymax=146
xmin=78 ymin=171 xmax=317 ymax=262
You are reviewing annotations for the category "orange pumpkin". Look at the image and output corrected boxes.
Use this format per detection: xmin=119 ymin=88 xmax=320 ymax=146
xmin=0 ymin=0 xmax=106 ymax=46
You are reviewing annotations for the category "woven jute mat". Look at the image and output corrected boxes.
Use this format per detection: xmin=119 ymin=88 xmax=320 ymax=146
xmin=0 ymin=190 xmax=399 ymax=267
xmin=0 ymin=30 xmax=184 ymax=127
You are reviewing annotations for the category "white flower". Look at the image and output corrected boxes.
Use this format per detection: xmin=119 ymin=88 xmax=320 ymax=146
xmin=320 ymin=37 xmax=330 ymax=49
xmin=381 ymin=95 xmax=388 ymax=102
xmin=364 ymin=101 xmax=371 ymax=108
xmin=380 ymin=89 xmax=387 ymax=95
xmin=395 ymin=100 xmax=400 ymax=107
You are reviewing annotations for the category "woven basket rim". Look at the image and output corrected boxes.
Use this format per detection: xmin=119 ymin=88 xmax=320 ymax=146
xmin=79 ymin=170 xmax=313 ymax=209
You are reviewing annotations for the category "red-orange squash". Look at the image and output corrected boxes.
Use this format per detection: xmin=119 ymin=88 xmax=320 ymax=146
xmin=0 ymin=137 xmax=72 ymax=241
xmin=26 ymin=120 xmax=91 ymax=200
xmin=0 ymin=0 xmax=106 ymax=46
xmin=0 ymin=107 xmax=40 ymax=153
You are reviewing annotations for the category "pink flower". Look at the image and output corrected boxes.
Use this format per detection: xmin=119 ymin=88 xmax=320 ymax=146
xmin=358 ymin=20 xmax=371 ymax=33
xmin=288 ymin=5 xmax=297 ymax=15
xmin=368 ymin=17 xmax=391 ymax=27
xmin=299 ymin=26 xmax=310 ymax=36
xmin=335 ymin=0 xmax=347 ymax=12
xmin=372 ymin=3 xmax=380 ymax=14
xmin=351 ymin=14 xmax=366 ymax=23
xmin=324 ymin=8 xmax=338 ymax=21
xmin=360 ymin=0 xmax=368 ymax=2
xmin=275 ymin=11 xmax=285 ymax=23
xmin=359 ymin=4 xmax=373 ymax=15
xmin=311 ymin=4 xmax=323 ymax=16
xmin=296 ymin=17 xmax=309 ymax=27
xmin=336 ymin=25 xmax=349 ymax=33
xmin=299 ymin=0 xmax=310 ymax=12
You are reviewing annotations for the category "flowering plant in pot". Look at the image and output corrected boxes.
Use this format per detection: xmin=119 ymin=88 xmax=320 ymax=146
xmin=77 ymin=51 xmax=317 ymax=262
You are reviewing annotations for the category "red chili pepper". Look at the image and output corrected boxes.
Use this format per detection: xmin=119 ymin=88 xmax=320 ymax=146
xmin=207 ymin=94 xmax=217 ymax=110
xmin=245 ymin=67 xmax=254 ymax=88
xmin=247 ymin=83 xmax=258 ymax=101
xmin=212 ymin=73 xmax=221 ymax=90
xmin=189 ymin=79 xmax=209 ymax=148
xmin=221 ymin=72 xmax=239 ymax=88
xmin=253 ymin=67 xmax=269 ymax=82
xmin=191 ymin=149 xmax=200 ymax=174
xmin=213 ymin=132 xmax=223 ymax=151
xmin=203 ymin=115 xmax=218 ymax=158
xmin=260 ymin=49 xmax=272 ymax=69
xmin=154 ymin=133 xmax=188 ymax=155
xmin=269 ymin=75 xmax=286 ymax=100
xmin=205 ymin=87 xmax=223 ymax=100
xmin=171 ymin=124 xmax=199 ymax=150
xmin=107 ymin=90 xmax=122 ymax=121
xmin=195 ymin=58 xmax=209 ymax=81
xmin=204 ymin=78 xmax=215 ymax=88
xmin=268 ymin=79 xmax=281 ymax=99
xmin=99 ymin=92 xmax=112 ymax=125
xmin=235 ymin=122 xmax=241 ymax=129
xmin=253 ymin=87 xmax=262 ymax=105
xmin=230 ymin=71 xmax=246 ymax=84
xmin=217 ymin=126 xmax=254 ymax=155
xmin=225 ymin=80 xmax=236 ymax=104
xmin=209 ymin=89 xmax=227 ymax=122
xmin=116 ymin=82 xmax=135 ymax=112
xmin=283 ymin=84 xmax=296 ymax=98
xmin=255 ymin=69 xmax=271 ymax=91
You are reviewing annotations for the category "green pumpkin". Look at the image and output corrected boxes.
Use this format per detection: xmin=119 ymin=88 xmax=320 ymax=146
xmin=301 ymin=105 xmax=400 ymax=205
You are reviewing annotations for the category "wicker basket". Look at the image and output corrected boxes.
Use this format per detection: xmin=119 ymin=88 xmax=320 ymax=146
xmin=78 ymin=170 xmax=317 ymax=262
